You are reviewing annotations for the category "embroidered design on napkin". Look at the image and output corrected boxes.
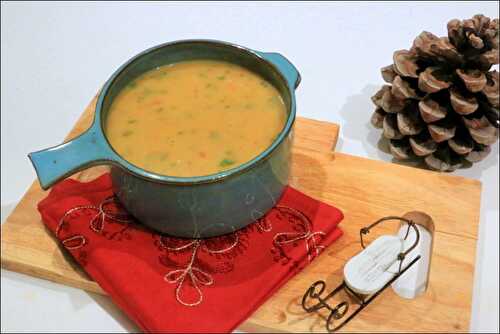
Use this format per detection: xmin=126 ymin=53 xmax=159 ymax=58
xmin=55 ymin=196 xmax=134 ymax=265
xmin=272 ymin=206 xmax=326 ymax=265
xmin=55 ymin=196 xmax=326 ymax=307
xmin=155 ymin=234 xmax=240 ymax=306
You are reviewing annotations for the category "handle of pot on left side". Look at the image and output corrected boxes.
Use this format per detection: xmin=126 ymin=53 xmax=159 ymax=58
xmin=28 ymin=128 xmax=117 ymax=190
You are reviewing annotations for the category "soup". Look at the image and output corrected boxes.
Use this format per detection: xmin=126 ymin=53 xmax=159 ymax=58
xmin=105 ymin=60 xmax=287 ymax=177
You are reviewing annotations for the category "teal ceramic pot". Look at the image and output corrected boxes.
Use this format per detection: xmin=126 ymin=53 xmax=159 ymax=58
xmin=28 ymin=40 xmax=300 ymax=238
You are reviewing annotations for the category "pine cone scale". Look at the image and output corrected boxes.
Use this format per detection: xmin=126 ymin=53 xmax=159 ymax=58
xmin=409 ymin=135 xmax=438 ymax=156
xmin=428 ymin=124 xmax=456 ymax=142
xmin=419 ymin=98 xmax=448 ymax=122
xmin=450 ymin=88 xmax=478 ymax=114
xmin=456 ymin=69 xmax=487 ymax=92
xmin=418 ymin=67 xmax=452 ymax=93
xmin=393 ymin=50 xmax=419 ymax=78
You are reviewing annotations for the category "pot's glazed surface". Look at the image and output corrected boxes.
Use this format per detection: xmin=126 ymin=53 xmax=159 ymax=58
xmin=29 ymin=40 xmax=300 ymax=237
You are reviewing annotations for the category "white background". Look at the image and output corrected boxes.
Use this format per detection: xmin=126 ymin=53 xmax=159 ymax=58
xmin=1 ymin=1 xmax=499 ymax=332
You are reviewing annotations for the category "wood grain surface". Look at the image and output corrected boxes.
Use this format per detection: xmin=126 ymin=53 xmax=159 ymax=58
xmin=1 ymin=96 xmax=480 ymax=332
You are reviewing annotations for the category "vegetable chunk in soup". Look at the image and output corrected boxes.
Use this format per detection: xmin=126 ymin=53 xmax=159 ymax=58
xmin=105 ymin=60 xmax=287 ymax=177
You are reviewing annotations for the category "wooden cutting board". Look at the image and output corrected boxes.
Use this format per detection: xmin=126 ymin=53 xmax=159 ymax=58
xmin=1 ymin=97 xmax=481 ymax=333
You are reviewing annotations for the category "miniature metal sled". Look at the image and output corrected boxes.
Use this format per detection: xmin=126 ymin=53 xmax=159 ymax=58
xmin=301 ymin=216 xmax=421 ymax=332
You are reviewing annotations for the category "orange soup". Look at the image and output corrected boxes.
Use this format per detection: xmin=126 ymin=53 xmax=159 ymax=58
xmin=105 ymin=60 xmax=287 ymax=177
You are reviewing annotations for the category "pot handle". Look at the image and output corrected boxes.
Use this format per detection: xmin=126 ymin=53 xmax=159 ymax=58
xmin=28 ymin=128 xmax=116 ymax=190
xmin=257 ymin=51 xmax=301 ymax=89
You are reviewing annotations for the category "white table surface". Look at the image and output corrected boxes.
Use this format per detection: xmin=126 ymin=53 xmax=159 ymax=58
xmin=1 ymin=1 xmax=499 ymax=332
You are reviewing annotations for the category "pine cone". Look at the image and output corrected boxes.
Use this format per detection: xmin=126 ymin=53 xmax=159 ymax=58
xmin=371 ymin=14 xmax=499 ymax=172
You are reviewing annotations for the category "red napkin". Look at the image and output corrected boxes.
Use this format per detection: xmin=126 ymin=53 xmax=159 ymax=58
xmin=38 ymin=173 xmax=343 ymax=333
